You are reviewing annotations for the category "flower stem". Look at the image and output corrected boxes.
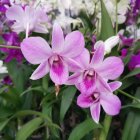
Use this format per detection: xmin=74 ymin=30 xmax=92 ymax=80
xmin=115 ymin=0 xmax=118 ymax=34
xmin=0 ymin=45 xmax=20 ymax=49
xmin=117 ymin=89 xmax=140 ymax=103
xmin=99 ymin=115 xmax=112 ymax=140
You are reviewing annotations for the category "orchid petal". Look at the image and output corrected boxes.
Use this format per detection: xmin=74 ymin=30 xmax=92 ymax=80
xmin=30 ymin=61 xmax=49 ymax=80
xmin=12 ymin=22 xmax=25 ymax=33
xmin=61 ymin=31 xmax=85 ymax=58
xmin=52 ymin=23 xmax=64 ymax=53
xmin=91 ymin=41 xmax=105 ymax=68
xmin=97 ymin=57 xmax=124 ymax=80
xmin=65 ymin=58 xmax=82 ymax=72
xmin=73 ymin=49 xmax=90 ymax=69
xmin=50 ymin=59 xmax=69 ymax=85
xmin=66 ymin=72 xmax=83 ymax=85
xmin=109 ymin=81 xmax=122 ymax=91
xmin=6 ymin=5 xmax=24 ymax=21
xmin=34 ymin=24 xmax=48 ymax=34
xmin=96 ymin=76 xmax=112 ymax=93
xmin=79 ymin=76 xmax=96 ymax=94
xmin=100 ymin=93 xmax=121 ymax=115
xmin=21 ymin=37 xmax=52 ymax=64
xmin=77 ymin=94 xmax=93 ymax=108
xmin=104 ymin=36 xmax=120 ymax=54
xmin=90 ymin=103 xmax=101 ymax=123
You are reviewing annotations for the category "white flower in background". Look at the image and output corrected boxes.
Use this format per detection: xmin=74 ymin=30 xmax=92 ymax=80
xmin=33 ymin=0 xmax=57 ymax=13
xmin=6 ymin=5 xmax=50 ymax=35
xmin=94 ymin=36 xmax=120 ymax=54
xmin=60 ymin=0 xmax=71 ymax=9
xmin=83 ymin=0 xmax=96 ymax=15
xmin=0 ymin=61 xmax=8 ymax=74
xmin=105 ymin=0 xmax=130 ymax=24
xmin=106 ymin=0 xmax=130 ymax=24
xmin=104 ymin=36 xmax=120 ymax=54
xmin=9 ymin=0 xmax=29 ymax=6
xmin=126 ymin=25 xmax=140 ymax=39
xmin=54 ymin=14 xmax=81 ymax=33
xmin=60 ymin=0 xmax=95 ymax=16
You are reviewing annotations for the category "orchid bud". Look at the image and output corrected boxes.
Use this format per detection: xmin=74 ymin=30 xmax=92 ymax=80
xmin=104 ymin=35 xmax=120 ymax=54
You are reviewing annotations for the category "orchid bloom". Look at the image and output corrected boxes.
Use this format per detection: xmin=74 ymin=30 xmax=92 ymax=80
xmin=0 ymin=60 xmax=8 ymax=73
xmin=21 ymin=23 xmax=84 ymax=85
xmin=77 ymin=81 xmax=122 ymax=123
xmin=94 ymin=36 xmax=120 ymax=54
xmin=6 ymin=5 xmax=49 ymax=36
xmin=67 ymin=41 xmax=124 ymax=94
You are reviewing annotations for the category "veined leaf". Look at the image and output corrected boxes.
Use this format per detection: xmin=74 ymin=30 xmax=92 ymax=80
xmin=0 ymin=118 xmax=11 ymax=131
xmin=122 ymin=87 xmax=140 ymax=140
xmin=123 ymin=68 xmax=140 ymax=79
xmin=15 ymin=117 xmax=43 ymax=140
xmin=68 ymin=118 xmax=102 ymax=140
xmin=60 ymin=86 xmax=77 ymax=122
xmin=99 ymin=0 xmax=114 ymax=41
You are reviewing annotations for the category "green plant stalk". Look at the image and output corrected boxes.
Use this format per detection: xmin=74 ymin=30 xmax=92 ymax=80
xmin=99 ymin=115 xmax=112 ymax=140
xmin=0 ymin=44 xmax=20 ymax=49
xmin=115 ymin=0 xmax=118 ymax=34
xmin=118 ymin=89 xmax=140 ymax=103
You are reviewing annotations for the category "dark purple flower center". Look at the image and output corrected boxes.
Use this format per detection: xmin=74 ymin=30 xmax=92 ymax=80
xmin=49 ymin=54 xmax=64 ymax=76
xmin=90 ymin=93 xmax=99 ymax=102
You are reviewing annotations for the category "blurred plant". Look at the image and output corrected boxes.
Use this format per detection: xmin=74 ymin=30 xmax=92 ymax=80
xmin=0 ymin=0 xmax=139 ymax=140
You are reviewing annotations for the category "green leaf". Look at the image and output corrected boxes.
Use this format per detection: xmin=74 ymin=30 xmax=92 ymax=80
xmin=0 ymin=88 xmax=21 ymax=107
xmin=60 ymin=86 xmax=77 ymax=122
xmin=123 ymin=68 xmax=140 ymax=79
xmin=120 ymin=77 xmax=137 ymax=90
xmin=122 ymin=112 xmax=135 ymax=140
xmin=0 ymin=86 xmax=8 ymax=94
xmin=0 ymin=119 xmax=11 ymax=131
xmin=99 ymin=0 xmax=114 ymax=41
xmin=123 ymin=52 xmax=133 ymax=65
xmin=68 ymin=118 xmax=102 ymax=140
xmin=6 ymin=60 xmax=31 ymax=93
xmin=122 ymin=103 xmax=140 ymax=109
xmin=0 ymin=106 xmax=14 ymax=118
xmin=15 ymin=117 xmax=43 ymax=140
xmin=42 ymin=75 xmax=49 ymax=92
xmin=20 ymin=86 xmax=42 ymax=96
xmin=122 ymin=87 xmax=140 ymax=140
xmin=79 ymin=10 xmax=94 ymax=31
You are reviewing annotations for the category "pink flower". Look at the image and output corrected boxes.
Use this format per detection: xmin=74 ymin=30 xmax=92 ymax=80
xmin=67 ymin=41 xmax=124 ymax=94
xmin=21 ymin=23 xmax=85 ymax=85
xmin=77 ymin=81 xmax=122 ymax=123
xmin=6 ymin=5 xmax=50 ymax=35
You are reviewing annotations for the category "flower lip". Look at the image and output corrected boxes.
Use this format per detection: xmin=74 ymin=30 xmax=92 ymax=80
xmin=84 ymin=69 xmax=95 ymax=77
xmin=49 ymin=54 xmax=62 ymax=66
xmin=91 ymin=92 xmax=100 ymax=103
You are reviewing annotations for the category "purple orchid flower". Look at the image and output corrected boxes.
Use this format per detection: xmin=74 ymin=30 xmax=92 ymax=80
xmin=21 ymin=23 xmax=85 ymax=85
xmin=128 ymin=52 xmax=140 ymax=78
xmin=126 ymin=0 xmax=140 ymax=25
xmin=121 ymin=48 xmax=128 ymax=58
xmin=119 ymin=34 xmax=134 ymax=47
xmin=1 ymin=32 xmax=23 ymax=62
xmin=77 ymin=81 xmax=122 ymax=123
xmin=67 ymin=41 xmax=124 ymax=94
xmin=2 ymin=76 xmax=12 ymax=85
xmin=6 ymin=5 xmax=50 ymax=36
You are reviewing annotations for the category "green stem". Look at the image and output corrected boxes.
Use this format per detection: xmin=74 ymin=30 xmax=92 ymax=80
xmin=115 ymin=0 xmax=118 ymax=34
xmin=0 ymin=45 xmax=20 ymax=49
xmin=117 ymin=89 xmax=140 ymax=103
xmin=99 ymin=115 xmax=112 ymax=140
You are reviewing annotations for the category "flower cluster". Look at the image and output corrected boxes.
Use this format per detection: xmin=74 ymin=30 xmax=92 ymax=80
xmin=0 ymin=0 xmax=140 ymax=139
xmin=21 ymin=23 xmax=124 ymax=123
